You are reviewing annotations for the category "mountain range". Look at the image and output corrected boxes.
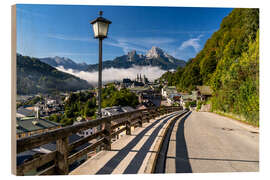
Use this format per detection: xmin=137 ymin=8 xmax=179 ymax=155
xmin=40 ymin=56 xmax=88 ymax=71
xmin=17 ymin=54 xmax=92 ymax=95
xmin=40 ymin=46 xmax=186 ymax=72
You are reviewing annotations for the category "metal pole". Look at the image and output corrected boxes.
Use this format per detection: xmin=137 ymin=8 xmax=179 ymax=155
xmin=96 ymin=38 xmax=103 ymax=152
xmin=98 ymin=38 xmax=102 ymax=118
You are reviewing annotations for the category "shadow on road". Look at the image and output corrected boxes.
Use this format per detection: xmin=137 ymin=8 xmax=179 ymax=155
xmin=96 ymin=112 xmax=179 ymax=174
xmin=123 ymin=111 xmax=176 ymax=174
xmin=175 ymin=111 xmax=192 ymax=173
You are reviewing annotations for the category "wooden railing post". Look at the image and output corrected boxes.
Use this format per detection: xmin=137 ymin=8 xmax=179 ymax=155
xmin=56 ymin=136 xmax=69 ymax=175
xmin=146 ymin=110 xmax=150 ymax=123
xmin=138 ymin=112 xmax=143 ymax=127
xmin=126 ymin=115 xmax=131 ymax=135
xmin=16 ymin=167 xmax=24 ymax=176
xmin=156 ymin=108 xmax=160 ymax=117
xmin=104 ymin=118 xmax=111 ymax=151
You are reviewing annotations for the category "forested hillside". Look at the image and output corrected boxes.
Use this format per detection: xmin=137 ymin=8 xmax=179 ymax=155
xmin=17 ymin=54 xmax=92 ymax=94
xmin=160 ymin=8 xmax=259 ymax=125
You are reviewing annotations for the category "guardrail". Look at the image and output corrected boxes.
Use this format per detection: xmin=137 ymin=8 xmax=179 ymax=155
xmin=16 ymin=106 xmax=182 ymax=175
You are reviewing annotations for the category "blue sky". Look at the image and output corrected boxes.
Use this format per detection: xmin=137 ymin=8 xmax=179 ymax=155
xmin=16 ymin=4 xmax=233 ymax=64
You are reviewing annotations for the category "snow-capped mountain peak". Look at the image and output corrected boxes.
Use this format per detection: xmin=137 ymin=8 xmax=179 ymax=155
xmin=146 ymin=46 xmax=165 ymax=59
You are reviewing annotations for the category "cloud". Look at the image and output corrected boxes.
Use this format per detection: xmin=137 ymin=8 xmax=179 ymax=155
xmin=56 ymin=65 xmax=167 ymax=84
xmin=47 ymin=33 xmax=92 ymax=42
xmin=178 ymin=35 xmax=203 ymax=52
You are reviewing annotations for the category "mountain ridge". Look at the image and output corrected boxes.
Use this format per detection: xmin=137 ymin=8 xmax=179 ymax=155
xmin=17 ymin=54 xmax=92 ymax=95
xmin=39 ymin=46 xmax=186 ymax=72
xmin=87 ymin=46 xmax=186 ymax=72
xmin=40 ymin=56 xmax=88 ymax=71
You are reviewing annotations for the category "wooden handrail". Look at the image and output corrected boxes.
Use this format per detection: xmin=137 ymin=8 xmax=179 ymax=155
xmin=16 ymin=106 xmax=182 ymax=175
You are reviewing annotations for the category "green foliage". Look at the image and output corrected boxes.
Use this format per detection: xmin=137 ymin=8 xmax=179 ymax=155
xmin=197 ymin=101 xmax=202 ymax=111
xmin=17 ymin=96 xmax=44 ymax=108
xmin=101 ymin=85 xmax=139 ymax=108
xmin=53 ymin=91 xmax=96 ymax=126
xmin=185 ymin=100 xmax=197 ymax=108
xmin=211 ymin=33 xmax=259 ymax=125
xmin=160 ymin=8 xmax=259 ymax=125
xmin=52 ymin=85 xmax=139 ymax=126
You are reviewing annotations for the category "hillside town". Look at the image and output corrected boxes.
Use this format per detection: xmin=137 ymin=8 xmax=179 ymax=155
xmin=16 ymin=73 xmax=213 ymax=140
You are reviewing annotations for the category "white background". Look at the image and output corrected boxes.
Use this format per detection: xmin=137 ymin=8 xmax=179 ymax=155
xmin=1 ymin=0 xmax=269 ymax=179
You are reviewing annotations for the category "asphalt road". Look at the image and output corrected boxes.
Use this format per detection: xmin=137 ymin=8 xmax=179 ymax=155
xmin=163 ymin=111 xmax=259 ymax=173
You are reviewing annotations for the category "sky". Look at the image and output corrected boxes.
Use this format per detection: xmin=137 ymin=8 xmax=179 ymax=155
xmin=16 ymin=4 xmax=233 ymax=64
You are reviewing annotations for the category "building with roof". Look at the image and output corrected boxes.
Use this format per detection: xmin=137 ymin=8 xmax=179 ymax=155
xmin=16 ymin=117 xmax=61 ymax=139
xmin=161 ymin=86 xmax=178 ymax=98
xmin=16 ymin=107 xmax=35 ymax=118
xmin=73 ymin=117 xmax=98 ymax=138
xmin=167 ymin=93 xmax=181 ymax=106
xmin=196 ymin=85 xmax=213 ymax=101
xmin=101 ymin=106 xmax=135 ymax=117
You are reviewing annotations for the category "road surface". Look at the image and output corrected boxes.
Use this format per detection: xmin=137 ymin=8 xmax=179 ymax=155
xmin=156 ymin=111 xmax=259 ymax=173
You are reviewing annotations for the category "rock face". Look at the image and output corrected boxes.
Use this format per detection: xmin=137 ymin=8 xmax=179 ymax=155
xmin=87 ymin=46 xmax=186 ymax=72
xmin=127 ymin=50 xmax=140 ymax=62
xmin=146 ymin=46 xmax=165 ymax=59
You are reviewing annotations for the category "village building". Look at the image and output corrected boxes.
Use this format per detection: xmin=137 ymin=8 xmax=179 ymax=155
xmin=73 ymin=117 xmax=98 ymax=137
xmin=196 ymin=85 xmax=213 ymax=101
xmin=16 ymin=107 xmax=61 ymax=139
xmin=161 ymin=86 xmax=178 ymax=98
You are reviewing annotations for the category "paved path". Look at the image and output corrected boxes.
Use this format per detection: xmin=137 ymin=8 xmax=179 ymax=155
xmin=70 ymin=111 xmax=183 ymax=175
xmin=157 ymin=111 xmax=259 ymax=173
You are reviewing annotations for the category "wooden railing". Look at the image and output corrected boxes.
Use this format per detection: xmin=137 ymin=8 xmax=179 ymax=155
xmin=16 ymin=106 xmax=182 ymax=175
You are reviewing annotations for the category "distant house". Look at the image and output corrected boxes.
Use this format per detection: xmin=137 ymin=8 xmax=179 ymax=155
xmin=73 ymin=117 xmax=97 ymax=137
xmin=16 ymin=107 xmax=35 ymax=118
xmin=180 ymin=94 xmax=194 ymax=107
xmin=167 ymin=93 xmax=181 ymax=106
xmin=161 ymin=86 xmax=177 ymax=98
xmin=46 ymin=99 xmax=57 ymax=105
xmin=101 ymin=106 xmax=135 ymax=117
xmin=16 ymin=117 xmax=61 ymax=139
xmin=196 ymin=86 xmax=213 ymax=101
xmin=122 ymin=78 xmax=133 ymax=88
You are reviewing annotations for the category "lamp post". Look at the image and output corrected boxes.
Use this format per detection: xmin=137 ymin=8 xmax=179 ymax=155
xmin=91 ymin=11 xmax=111 ymax=118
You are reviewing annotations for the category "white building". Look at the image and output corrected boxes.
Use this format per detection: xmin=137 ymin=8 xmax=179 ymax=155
xmin=161 ymin=86 xmax=177 ymax=98
xmin=73 ymin=117 xmax=97 ymax=137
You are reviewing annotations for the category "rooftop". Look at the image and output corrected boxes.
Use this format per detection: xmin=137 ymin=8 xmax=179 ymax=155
xmin=196 ymin=86 xmax=213 ymax=96
xmin=16 ymin=117 xmax=60 ymax=134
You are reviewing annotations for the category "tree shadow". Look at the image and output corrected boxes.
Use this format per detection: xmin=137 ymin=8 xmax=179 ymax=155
xmin=96 ymin=112 xmax=180 ymax=174
xmin=123 ymin=112 xmax=176 ymax=174
xmin=175 ymin=111 xmax=192 ymax=173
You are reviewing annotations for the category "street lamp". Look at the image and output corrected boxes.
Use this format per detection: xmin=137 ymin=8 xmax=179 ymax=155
xmin=91 ymin=11 xmax=111 ymax=118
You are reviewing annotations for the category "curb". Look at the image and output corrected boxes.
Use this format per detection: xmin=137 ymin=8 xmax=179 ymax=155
xmin=144 ymin=110 xmax=188 ymax=173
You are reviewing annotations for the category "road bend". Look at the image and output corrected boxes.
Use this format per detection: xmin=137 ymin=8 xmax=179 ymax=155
xmin=155 ymin=111 xmax=259 ymax=173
